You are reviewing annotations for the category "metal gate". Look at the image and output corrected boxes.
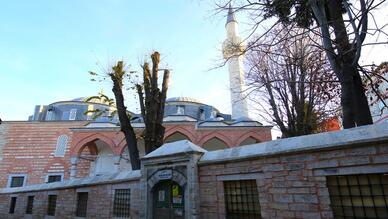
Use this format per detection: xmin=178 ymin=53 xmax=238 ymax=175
xmin=153 ymin=180 xmax=184 ymax=219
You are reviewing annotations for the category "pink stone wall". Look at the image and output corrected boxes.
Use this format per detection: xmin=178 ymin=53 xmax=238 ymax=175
xmin=198 ymin=143 xmax=388 ymax=219
xmin=0 ymin=180 xmax=140 ymax=219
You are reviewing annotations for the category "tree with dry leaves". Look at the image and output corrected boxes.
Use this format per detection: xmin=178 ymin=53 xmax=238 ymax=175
xmin=245 ymin=27 xmax=340 ymax=137
xmin=217 ymin=0 xmax=388 ymax=128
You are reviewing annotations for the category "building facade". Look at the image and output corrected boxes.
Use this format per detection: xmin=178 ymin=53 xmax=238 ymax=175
xmin=0 ymin=108 xmax=271 ymax=189
xmin=0 ymin=123 xmax=387 ymax=219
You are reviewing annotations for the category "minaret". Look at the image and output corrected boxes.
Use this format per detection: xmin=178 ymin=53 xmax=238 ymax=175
xmin=222 ymin=4 xmax=249 ymax=119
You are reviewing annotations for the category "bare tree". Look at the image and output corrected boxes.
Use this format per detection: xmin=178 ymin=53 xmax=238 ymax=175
xmin=100 ymin=61 xmax=141 ymax=170
xmin=245 ymin=27 xmax=340 ymax=137
xmin=216 ymin=0 xmax=388 ymax=128
xmin=136 ymin=52 xmax=170 ymax=154
xmin=88 ymin=51 xmax=170 ymax=169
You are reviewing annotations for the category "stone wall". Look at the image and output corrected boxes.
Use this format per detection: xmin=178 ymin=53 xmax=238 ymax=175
xmin=198 ymin=124 xmax=388 ymax=219
xmin=0 ymin=178 xmax=140 ymax=219
xmin=0 ymin=124 xmax=387 ymax=219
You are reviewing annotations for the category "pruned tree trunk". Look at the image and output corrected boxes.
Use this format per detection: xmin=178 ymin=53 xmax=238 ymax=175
xmin=137 ymin=52 xmax=170 ymax=154
xmin=110 ymin=62 xmax=140 ymax=170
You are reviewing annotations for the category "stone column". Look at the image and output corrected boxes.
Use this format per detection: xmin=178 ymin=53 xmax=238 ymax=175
xmin=70 ymin=156 xmax=78 ymax=179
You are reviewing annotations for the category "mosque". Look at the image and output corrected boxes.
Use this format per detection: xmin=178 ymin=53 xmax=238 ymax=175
xmin=2 ymin=6 xmax=388 ymax=219
xmin=0 ymin=5 xmax=272 ymax=187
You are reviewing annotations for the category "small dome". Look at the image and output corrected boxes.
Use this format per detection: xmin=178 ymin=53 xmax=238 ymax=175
xmin=70 ymin=97 xmax=87 ymax=102
xmin=69 ymin=96 xmax=112 ymax=105
xmin=166 ymin=97 xmax=202 ymax=104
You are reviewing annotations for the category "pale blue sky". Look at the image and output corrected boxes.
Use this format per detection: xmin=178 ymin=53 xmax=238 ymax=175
xmin=1 ymin=1 xmax=387 ymax=122
xmin=0 ymin=0 xmax=237 ymax=120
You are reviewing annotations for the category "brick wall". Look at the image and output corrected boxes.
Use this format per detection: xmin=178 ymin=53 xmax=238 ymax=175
xmin=198 ymin=142 xmax=388 ymax=219
xmin=2 ymin=122 xmax=386 ymax=219
xmin=0 ymin=180 xmax=140 ymax=219
xmin=0 ymin=121 xmax=271 ymax=190
xmin=0 ymin=121 xmax=86 ymax=187
xmin=0 ymin=122 xmax=8 ymax=161
xmin=77 ymin=147 xmax=94 ymax=178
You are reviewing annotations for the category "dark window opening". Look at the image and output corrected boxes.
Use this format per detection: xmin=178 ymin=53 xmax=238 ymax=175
xmin=9 ymin=197 xmax=17 ymax=214
xmin=224 ymin=180 xmax=262 ymax=219
xmin=326 ymin=174 xmax=388 ymax=218
xmin=26 ymin=196 xmax=34 ymax=214
xmin=199 ymin=109 xmax=205 ymax=120
xmin=47 ymin=175 xmax=62 ymax=183
xmin=76 ymin=192 xmax=88 ymax=217
xmin=10 ymin=176 xmax=24 ymax=188
xmin=47 ymin=195 xmax=57 ymax=216
xmin=113 ymin=189 xmax=131 ymax=217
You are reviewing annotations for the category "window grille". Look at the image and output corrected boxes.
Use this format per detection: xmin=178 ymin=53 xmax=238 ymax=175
xmin=69 ymin=109 xmax=77 ymax=120
xmin=113 ymin=189 xmax=131 ymax=217
xmin=26 ymin=196 xmax=34 ymax=214
xmin=9 ymin=197 xmax=16 ymax=214
xmin=326 ymin=174 xmax=388 ymax=218
xmin=54 ymin=135 xmax=68 ymax=157
xmin=47 ymin=195 xmax=57 ymax=216
xmin=10 ymin=176 xmax=25 ymax=188
xmin=47 ymin=175 xmax=62 ymax=183
xmin=76 ymin=192 xmax=88 ymax=217
xmin=224 ymin=180 xmax=262 ymax=219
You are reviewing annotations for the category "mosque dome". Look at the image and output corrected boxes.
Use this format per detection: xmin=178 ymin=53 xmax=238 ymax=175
xmin=70 ymin=97 xmax=87 ymax=102
xmin=68 ymin=96 xmax=112 ymax=106
xmin=166 ymin=97 xmax=202 ymax=104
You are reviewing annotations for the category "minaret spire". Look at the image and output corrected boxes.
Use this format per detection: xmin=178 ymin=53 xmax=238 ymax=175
xmin=222 ymin=4 xmax=249 ymax=120
xmin=226 ymin=4 xmax=237 ymax=25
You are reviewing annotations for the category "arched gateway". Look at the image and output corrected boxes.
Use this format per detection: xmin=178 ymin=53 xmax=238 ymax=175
xmin=140 ymin=140 xmax=206 ymax=219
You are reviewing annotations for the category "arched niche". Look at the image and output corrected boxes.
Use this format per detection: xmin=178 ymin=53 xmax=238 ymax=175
xmin=92 ymin=139 xmax=116 ymax=175
xmin=202 ymin=137 xmax=228 ymax=151
xmin=239 ymin=137 xmax=260 ymax=146
xmin=164 ymin=132 xmax=190 ymax=144
xmin=72 ymin=133 xmax=116 ymax=156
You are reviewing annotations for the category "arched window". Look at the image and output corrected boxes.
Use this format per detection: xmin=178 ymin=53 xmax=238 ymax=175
xmin=202 ymin=137 xmax=228 ymax=151
xmin=177 ymin=106 xmax=185 ymax=115
xmin=239 ymin=137 xmax=259 ymax=146
xmin=54 ymin=135 xmax=68 ymax=157
xmin=164 ymin=132 xmax=190 ymax=143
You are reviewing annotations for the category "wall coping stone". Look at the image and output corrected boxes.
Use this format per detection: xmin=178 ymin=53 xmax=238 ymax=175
xmin=0 ymin=170 xmax=140 ymax=194
xmin=142 ymin=140 xmax=207 ymax=159
xmin=199 ymin=123 xmax=388 ymax=164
